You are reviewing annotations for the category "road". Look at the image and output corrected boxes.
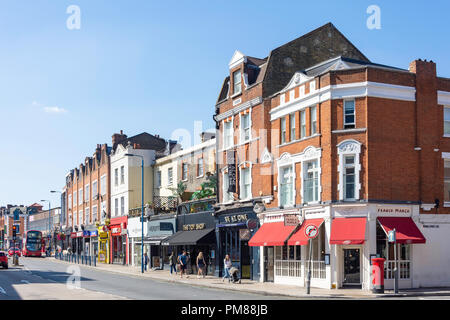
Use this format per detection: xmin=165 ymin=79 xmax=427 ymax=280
xmin=0 ymin=257 xmax=290 ymax=300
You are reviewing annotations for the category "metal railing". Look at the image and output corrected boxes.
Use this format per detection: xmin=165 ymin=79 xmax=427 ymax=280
xmin=384 ymin=260 xmax=411 ymax=279
xmin=275 ymin=260 xmax=302 ymax=278
xmin=304 ymin=260 xmax=326 ymax=279
xmin=153 ymin=196 xmax=178 ymax=214
xmin=55 ymin=252 xmax=97 ymax=267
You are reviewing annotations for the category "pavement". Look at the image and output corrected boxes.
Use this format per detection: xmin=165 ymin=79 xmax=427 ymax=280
xmin=49 ymin=256 xmax=450 ymax=299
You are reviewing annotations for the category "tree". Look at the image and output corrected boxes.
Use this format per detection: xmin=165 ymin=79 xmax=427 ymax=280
xmin=191 ymin=173 xmax=217 ymax=200
xmin=170 ymin=181 xmax=187 ymax=201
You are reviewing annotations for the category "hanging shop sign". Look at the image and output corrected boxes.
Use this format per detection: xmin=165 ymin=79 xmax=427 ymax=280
xmin=227 ymin=150 xmax=236 ymax=193
xmin=239 ymin=228 xmax=252 ymax=241
xmin=284 ymin=214 xmax=300 ymax=226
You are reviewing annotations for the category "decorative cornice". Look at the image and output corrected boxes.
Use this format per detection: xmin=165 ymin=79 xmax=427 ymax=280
xmin=216 ymin=96 xmax=263 ymax=122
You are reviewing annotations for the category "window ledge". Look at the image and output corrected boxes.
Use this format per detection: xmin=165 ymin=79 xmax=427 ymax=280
xmin=332 ymin=128 xmax=367 ymax=134
xmin=236 ymin=137 xmax=260 ymax=148
xmin=443 ymin=134 xmax=450 ymax=138
xmin=231 ymin=91 xmax=242 ymax=99
xmin=276 ymin=134 xmax=321 ymax=148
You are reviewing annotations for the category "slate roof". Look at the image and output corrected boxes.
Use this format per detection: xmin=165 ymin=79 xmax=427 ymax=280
xmin=216 ymin=22 xmax=371 ymax=104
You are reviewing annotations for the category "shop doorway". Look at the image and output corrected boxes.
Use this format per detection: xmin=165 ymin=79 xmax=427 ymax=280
xmin=343 ymin=248 xmax=361 ymax=287
xmin=264 ymin=246 xmax=274 ymax=282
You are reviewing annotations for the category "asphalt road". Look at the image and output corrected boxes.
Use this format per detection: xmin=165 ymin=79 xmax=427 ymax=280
xmin=0 ymin=257 xmax=290 ymax=300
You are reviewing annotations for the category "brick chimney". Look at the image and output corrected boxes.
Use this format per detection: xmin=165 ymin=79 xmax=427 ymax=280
xmin=112 ymin=130 xmax=127 ymax=146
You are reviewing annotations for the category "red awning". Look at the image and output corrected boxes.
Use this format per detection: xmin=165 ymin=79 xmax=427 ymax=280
xmin=377 ymin=217 xmax=426 ymax=244
xmin=330 ymin=217 xmax=367 ymax=245
xmin=287 ymin=219 xmax=324 ymax=246
xmin=248 ymin=222 xmax=296 ymax=247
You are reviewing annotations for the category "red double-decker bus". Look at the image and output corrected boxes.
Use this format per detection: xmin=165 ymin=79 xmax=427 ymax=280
xmin=22 ymin=230 xmax=44 ymax=257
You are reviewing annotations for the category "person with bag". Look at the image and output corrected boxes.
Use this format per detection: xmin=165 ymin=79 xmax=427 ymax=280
xmin=196 ymin=252 xmax=206 ymax=278
xmin=222 ymin=254 xmax=232 ymax=282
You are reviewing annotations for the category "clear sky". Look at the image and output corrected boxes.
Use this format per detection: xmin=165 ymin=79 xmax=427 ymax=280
xmin=0 ymin=0 xmax=449 ymax=207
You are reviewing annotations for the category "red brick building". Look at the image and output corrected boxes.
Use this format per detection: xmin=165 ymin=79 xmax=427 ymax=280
xmin=214 ymin=23 xmax=450 ymax=290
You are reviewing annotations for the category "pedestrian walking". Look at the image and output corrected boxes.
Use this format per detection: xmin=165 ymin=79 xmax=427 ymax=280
xmin=179 ymin=250 xmax=188 ymax=278
xmin=196 ymin=252 xmax=206 ymax=278
xmin=143 ymin=252 xmax=149 ymax=271
xmin=222 ymin=254 xmax=232 ymax=282
xmin=169 ymin=251 xmax=177 ymax=275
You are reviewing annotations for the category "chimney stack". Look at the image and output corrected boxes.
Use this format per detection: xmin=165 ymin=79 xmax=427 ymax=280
xmin=112 ymin=130 xmax=127 ymax=146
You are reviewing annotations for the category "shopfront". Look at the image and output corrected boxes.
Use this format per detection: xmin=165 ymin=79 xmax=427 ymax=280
xmin=82 ymin=229 xmax=98 ymax=257
xmin=146 ymin=215 xmax=176 ymax=269
xmin=163 ymin=210 xmax=217 ymax=275
xmin=128 ymin=216 xmax=149 ymax=267
xmin=109 ymin=216 xmax=128 ymax=265
xmin=70 ymin=231 xmax=83 ymax=255
xmin=215 ymin=207 xmax=259 ymax=280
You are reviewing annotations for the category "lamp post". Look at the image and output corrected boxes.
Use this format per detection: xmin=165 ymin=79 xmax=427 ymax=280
xmin=40 ymin=200 xmax=51 ymax=256
xmin=124 ymin=153 xmax=145 ymax=273
xmin=51 ymin=190 xmax=62 ymax=254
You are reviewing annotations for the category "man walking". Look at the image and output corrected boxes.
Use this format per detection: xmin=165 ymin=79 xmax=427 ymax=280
xmin=179 ymin=250 xmax=188 ymax=278
xmin=143 ymin=252 xmax=149 ymax=271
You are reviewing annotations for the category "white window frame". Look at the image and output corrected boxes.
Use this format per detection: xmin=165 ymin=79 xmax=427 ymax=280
xmin=120 ymin=165 xmax=125 ymax=184
xmin=300 ymin=110 xmax=306 ymax=139
xmin=444 ymin=159 xmax=450 ymax=205
xmin=115 ymin=198 xmax=119 ymax=217
xmin=85 ymin=207 xmax=90 ymax=225
xmin=100 ymin=175 xmax=106 ymax=196
xmin=344 ymin=99 xmax=356 ymax=129
xmin=239 ymin=163 xmax=252 ymax=201
xmin=114 ymin=168 xmax=119 ymax=186
xmin=68 ymin=194 xmax=72 ymax=209
xmin=337 ymin=140 xmax=362 ymax=201
xmin=310 ymin=105 xmax=317 ymax=135
xmin=281 ymin=117 xmax=286 ymax=144
xmin=79 ymin=188 xmax=83 ymax=205
xmin=85 ymin=184 xmax=90 ymax=202
xmin=92 ymin=205 xmax=98 ymax=223
xmin=168 ymin=167 xmax=173 ymax=186
xmin=444 ymin=106 xmax=450 ymax=137
xmin=182 ymin=162 xmax=188 ymax=181
xmin=222 ymin=169 xmax=234 ymax=204
xmin=233 ymin=70 xmax=242 ymax=95
xmin=92 ymin=180 xmax=98 ymax=199
xmin=223 ymin=118 xmax=234 ymax=150
xmin=240 ymin=110 xmax=252 ymax=144
xmin=303 ymin=159 xmax=320 ymax=204
xmin=73 ymin=191 xmax=77 ymax=207
xmin=156 ymin=170 xmax=162 ymax=188
xmin=290 ymin=113 xmax=296 ymax=141
xmin=120 ymin=196 xmax=125 ymax=216
xmin=79 ymin=210 xmax=83 ymax=226
xmin=197 ymin=158 xmax=204 ymax=178
xmin=278 ymin=163 xmax=295 ymax=208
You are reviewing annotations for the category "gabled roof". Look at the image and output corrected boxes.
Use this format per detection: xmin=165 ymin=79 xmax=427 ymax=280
xmin=216 ymin=22 xmax=370 ymax=104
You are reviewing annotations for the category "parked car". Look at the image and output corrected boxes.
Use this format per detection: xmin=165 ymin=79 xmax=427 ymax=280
xmin=0 ymin=252 xmax=8 ymax=269
xmin=8 ymin=247 xmax=21 ymax=257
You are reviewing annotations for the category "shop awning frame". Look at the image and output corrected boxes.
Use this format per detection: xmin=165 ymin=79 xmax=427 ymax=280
xmin=287 ymin=219 xmax=324 ymax=246
xmin=377 ymin=217 xmax=426 ymax=244
xmin=248 ymin=222 xmax=297 ymax=247
xmin=329 ymin=217 xmax=367 ymax=245
xmin=161 ymin=228 xmax=216 ymax=246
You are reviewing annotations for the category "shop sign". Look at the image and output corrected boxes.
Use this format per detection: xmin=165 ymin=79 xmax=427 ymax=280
xmin=377 ymin=207 xmax=411 ymax=214
xmin=239 ymin=228 xmax=251 ymax=240
xmin=111 ymin=226 xmax=121 ymax=235
xmin=99 ymin=231 xmax=109 ymax=239
xmin=284 ymin=214 xmax=300 ymax=226
xmin=70 ymin=231 xmax=83 ymax=238
xmin=182 ymin=223 xmax=206 ymax=231
xmin=224 ymin=214 xmax=248 ymax=224
xmin=227 ymin=151 xmax=236 ymax=193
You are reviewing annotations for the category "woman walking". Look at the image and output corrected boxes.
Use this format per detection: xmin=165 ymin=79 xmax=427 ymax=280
xmin=222 ymin=254 xmax=232 ymax=282
xmin=196 ymin=252 xmax=206 ymax=278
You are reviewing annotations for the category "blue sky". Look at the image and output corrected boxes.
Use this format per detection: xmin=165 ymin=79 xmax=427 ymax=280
xmin=0 ymin=0 xmax=449 ymax=206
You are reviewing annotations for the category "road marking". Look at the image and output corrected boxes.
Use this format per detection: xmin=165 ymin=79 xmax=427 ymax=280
xmin=0 ymin=287 xmax=6 ymax=295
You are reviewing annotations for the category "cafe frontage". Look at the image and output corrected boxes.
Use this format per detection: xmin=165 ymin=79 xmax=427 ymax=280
xmin=109 ymin=216 xmax=128 ymax=265
xmin=214 ymin=203 xmax=260 ymax=280
xmin=162 ymin=209 xmax=217 ymax=275
xmin=249 ymin=203 xmax=430 ymax=291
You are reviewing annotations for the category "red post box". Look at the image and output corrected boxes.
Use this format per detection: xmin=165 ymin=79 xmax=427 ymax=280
xmin=371 ymin=258 xmax=385 ymax=293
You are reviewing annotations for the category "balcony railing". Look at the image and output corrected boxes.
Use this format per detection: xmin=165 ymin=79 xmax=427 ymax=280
xmin=129 ymin=196 xmax=178 ymax=217
xmin=384 ymin=260 xmax=411 ymax=279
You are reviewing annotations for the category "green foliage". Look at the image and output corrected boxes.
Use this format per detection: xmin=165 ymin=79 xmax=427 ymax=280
xmin=190 ymin=173 xmax=217 ymax=200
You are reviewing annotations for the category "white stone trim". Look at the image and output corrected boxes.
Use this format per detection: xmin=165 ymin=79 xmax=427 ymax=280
xmin=229 ymin=50 xmax=247 ymax=70
xmin=216 ymin=96 xmax=262 ymax=122
xmin=438 ymin=91 xmax=450 ymax=106
xmin=337 ymin=139 xmax=362 ymax=201
xmin=270 ymin=81 xmax=417 ymax=121
xmin=260 ymin=147 xmax=274 ymax=164
xmin=239 ymin=161 xmax=253 ymax=200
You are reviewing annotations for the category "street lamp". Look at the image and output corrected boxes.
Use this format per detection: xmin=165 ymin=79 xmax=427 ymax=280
xmin=124 ymin=153 xmax=145 ymax=273
xmin=51 ymin=190 xmax=62 ymax=254
xmin=40 ymin=199 xmax=51 ymax=256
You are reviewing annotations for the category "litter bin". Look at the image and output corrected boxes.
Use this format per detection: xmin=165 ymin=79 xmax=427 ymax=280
xmin=371 ymin=258 xmax=385 ymax=294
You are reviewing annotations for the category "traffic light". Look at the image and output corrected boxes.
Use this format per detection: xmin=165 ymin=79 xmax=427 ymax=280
xmin=12 ymin=225 xmax=17 ymax=238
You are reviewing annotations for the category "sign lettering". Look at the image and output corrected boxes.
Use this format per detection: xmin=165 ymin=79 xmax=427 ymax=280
xmin=182 ymin=223 xmax=206 ymax=231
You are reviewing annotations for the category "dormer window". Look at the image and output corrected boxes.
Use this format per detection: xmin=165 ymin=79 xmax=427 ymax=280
xmin=233 ymin=70 xmax=242 ymax=95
